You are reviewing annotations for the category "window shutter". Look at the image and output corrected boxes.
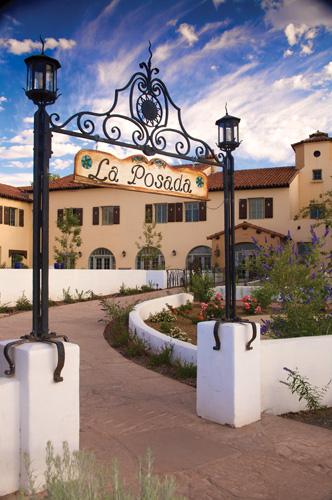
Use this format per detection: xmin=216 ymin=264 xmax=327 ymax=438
xmin=92 ymin=207 xmax=99 ymax=225
xmin=113 ymin=206 xmax=120 ymax=224
xmin=199 ymin=202 xmax=206 ymax=221
xmin=145 ymin=204 xmax=153 ymax=223
xmin=19 ymin=209 xmax=24 ymax=227
xmin=76 ymin=208 xmax=83 ymax=225
xmin=4 ymin=207 xmax=9 ymax=225
xmin=265 ymin=198 xmax=273 ymax=219
xmin=168 ymin=203 xmax=175 ymax=222
xmin=0 ymin=206 xmax=2 ymax=224
xmin=57 ymin=209 xmax=64 ymax=224
xmin=175 ymin=203 xmax=183 ymax=222
xmin=239 ymin=199 xmax=247 ymax=219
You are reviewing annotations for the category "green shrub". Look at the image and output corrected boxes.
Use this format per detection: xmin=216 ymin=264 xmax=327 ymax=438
xmin=74 ymin=289 xmax=92 ymax=302
xmin=168 ymin=326 xmax=189 ymax=342
xmin=159 ymin=321 xmax=172 ymax=334
xmin=62 ymin=287 xmax=74 ymax=304
xmin=281 ymin=367 xmax=331 ymax=411
xmin=48 ymin=299 xmax=57 ymax=307
xmin=148 ymin=308 xmax=176 ymax=323
xmin=0 ymin=302 xmax=12 ymax=313
xmin=174 ymin=361 xmax=197 ymax=379
xmin=127 ymin=334 xmax=148 ymax=358
xmin=148 ymin=345 xmax=173 ymax=367
xmin=100 ymin=299 xmax=134 ymax=323
xmin=15 ymin=292 xmax=32 ymax=311
xmin=176 ymin=301 xmax=193 ymax=314
xmin=190 ymin=274 xmax=214 ymax=302
xmin=251 ymin=287 xmax=273 ymax=310
xmin=23 ymin=442 xmax=184 ymax=499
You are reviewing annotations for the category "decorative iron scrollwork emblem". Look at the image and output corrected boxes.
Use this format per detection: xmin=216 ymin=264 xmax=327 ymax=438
xmin=50 ymin=42 xmax=221 ymax=167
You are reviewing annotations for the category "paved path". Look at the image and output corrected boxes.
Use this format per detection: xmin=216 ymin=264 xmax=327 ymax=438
xmin=1 ymin=291 xmax=332 ymax=499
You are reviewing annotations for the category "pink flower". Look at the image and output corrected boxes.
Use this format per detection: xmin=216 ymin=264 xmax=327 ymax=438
xmin=200 ymin=303 xmax=208 ymax=310
xmin=255 ymin=306 xmax=262 ymax=314
xmin=215 ymin=292 xmax=223 ymax=301
xmin=242 ymin=295 xmax=249 ymax=302
xmin=244 ymin=303 xmax=250 ymax=310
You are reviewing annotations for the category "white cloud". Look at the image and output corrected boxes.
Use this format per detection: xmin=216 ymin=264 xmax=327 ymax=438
xmin=264 ymin=0 xmax=332 ymax=55
xmin=211 ymin=64 xmax=218 ymax=71
xmin=51 ymin=158 xmax=72 ymax=171
xmin=166 ymin=19 xmax=178 ymax=27
xmin=23 ymin=116 xmax=34 ymax=124
xmin=0 ymin=172 xmax=33 ymax=187
xmin=284 ymin=23 xmax=308 ymax=46
xmin=176 ymin=23 xmax=198 ymax=46
xmin=212 ymin=0 xmax=226 ymax=8
xmin=324 ymin=61 xmax=332 ymax=78
xmin=0 ymin=95 xmax=7 ymax=111
xmin=274 ymin=74 xmax=311 ymax=90
xmin=0 ymin=37 xmax=76 ymax=55
xmin=283 ymin=48 xmax=293 ymax=57
xmin=203 ymin=26 xmax=251 ymax=51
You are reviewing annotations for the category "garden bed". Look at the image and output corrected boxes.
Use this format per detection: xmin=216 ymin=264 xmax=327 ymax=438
xmin=283 ymin=407 xmax=332 ymax=430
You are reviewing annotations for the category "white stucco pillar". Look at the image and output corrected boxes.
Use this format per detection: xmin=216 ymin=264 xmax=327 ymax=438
xmin=196 ymin=321 xmax=261 ymax=428
xmin=0 ymin=340 xmax=79 ymax=493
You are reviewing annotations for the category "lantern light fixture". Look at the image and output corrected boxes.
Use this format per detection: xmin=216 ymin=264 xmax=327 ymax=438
xmin=215 ymin=104 xmax=240 ymax=152
xmin=24 ymin=37 xmax=61 ymax=106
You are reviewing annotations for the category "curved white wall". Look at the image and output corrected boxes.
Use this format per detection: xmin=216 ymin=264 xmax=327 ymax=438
xmin=128 ymin=293 xmax=197 ymax=365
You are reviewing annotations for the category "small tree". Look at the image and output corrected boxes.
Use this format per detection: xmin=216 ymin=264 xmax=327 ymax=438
xmin=297 ymin=190 xmax=332 ymax=229
xmin=54 ymin=209 xmax=82 ymax=269
xmin=135 ymin=222 xmax=163 ymax=269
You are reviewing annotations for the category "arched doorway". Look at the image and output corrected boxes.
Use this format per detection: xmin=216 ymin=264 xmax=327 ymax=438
xmin=89 ymin=248 xmax=116 ymax=269
xmin=186 ymin=246 xmax=212 ymax=271
xmin=234 ymin=242 xmax=258 ymax=281
xmin=135 ymin=247 xmax=165 ymax=270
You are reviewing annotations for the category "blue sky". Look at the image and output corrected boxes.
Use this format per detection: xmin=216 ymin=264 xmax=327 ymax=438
xmin=0 ymin=0 xmax=332 ymax=185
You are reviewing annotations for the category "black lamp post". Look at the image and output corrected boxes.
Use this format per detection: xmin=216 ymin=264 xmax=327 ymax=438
xmin=216 ymin=108 xmax=240 ymax=321
xmin=24 ymin=41 xmax=60 ymax=337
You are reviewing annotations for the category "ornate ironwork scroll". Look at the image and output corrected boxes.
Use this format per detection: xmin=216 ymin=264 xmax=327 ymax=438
xmin=50 ymin=43 xmax=221 ymax=167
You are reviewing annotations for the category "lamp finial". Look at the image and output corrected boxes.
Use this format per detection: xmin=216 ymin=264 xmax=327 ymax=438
xmin=40 ymin=35 xmax=45 ymax=55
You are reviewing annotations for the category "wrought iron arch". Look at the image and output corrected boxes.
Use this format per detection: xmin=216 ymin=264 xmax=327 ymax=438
xmin=49 ymin=42 xmax=223 ymax=167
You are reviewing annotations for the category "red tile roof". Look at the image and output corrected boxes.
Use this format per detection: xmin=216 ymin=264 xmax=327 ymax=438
xmin=292 ymin=131 xmax=332 ymax=150
xmin=208 ymin=166 xmax=297 ymax=191
xmin=22 ymin=174 xmax=93 ymax=193
xmin=0 ymin=182 xmax=32 ymax=202
xmin=207 ymin=221 xmax=288 ymax=240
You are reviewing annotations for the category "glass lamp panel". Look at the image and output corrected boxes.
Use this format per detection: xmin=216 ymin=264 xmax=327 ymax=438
xmin=225 ymin=126 xmax=232 ymax=142
xmin=34 ymin=70 xmax=44 ymax=90
xmin=45 ymin=64 xmax=53 ymax=91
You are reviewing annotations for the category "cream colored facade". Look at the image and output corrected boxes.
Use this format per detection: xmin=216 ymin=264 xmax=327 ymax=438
xmin=0 ymin=197 xmax=32 ymax=268
xmin=0 ymin=131 xmax=331 ymax=270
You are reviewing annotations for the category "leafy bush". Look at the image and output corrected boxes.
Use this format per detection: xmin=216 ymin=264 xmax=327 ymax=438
xmin=119 ymin=283 xmax=156 ymax=296
xmin=62 ymin=287 xmax=74 ymax=304
xmin=168 ymin=326 xmax=189 ymax=342
xmin=281 ymin=367 xmax=331 ymax=411
xmin=148 ymin=308 xmax=176 ymax=323
xmin=23 ymin=441 xmax=184 ymax=499
xmin=241 ymin=295 xmax=262 ymax=315
xmin=174 ymin=361 xmax=197 ymax=379
xmin=199 ymin=292 xmax=224 ymax=320
xmin=148 ymin=345 xmax=173 ymax=367
xmin=252 ymin=228 xmax=332 ymax=338
xmin=100 ymin=299 xmax=134 ymax=323
xmin=74 ymin=289 xmax=92 ymax=302
xmin=176 ymin=301 xmax=193 ymax=314
xmin=0 ymin=302 xmax=12 ymax=313
xmin=15 ymin=292 xmax=32 ymax=311
xmin=190 ymin=273 xmax=214 ymax=302
xmin=251 ymin=286 xmax=273 ymax=310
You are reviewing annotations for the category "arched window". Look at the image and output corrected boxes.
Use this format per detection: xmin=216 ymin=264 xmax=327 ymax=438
xmin=186 ymin=246 xmax=212 ymax=271
xmin=89 ymin=248 xmax=116 ymax=270
xmin=235 ymin=242 xmax=258 ymax=281
xmin=135 ymin=247 xmax=165 ymax=270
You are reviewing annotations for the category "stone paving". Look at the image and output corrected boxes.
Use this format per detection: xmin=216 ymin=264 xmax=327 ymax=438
xmin=1 ymin=290 xmax=332 ymax=499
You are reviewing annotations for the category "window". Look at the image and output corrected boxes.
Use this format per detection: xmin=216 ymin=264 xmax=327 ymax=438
xmin=309 ymin=204 xmax=324 ymax=219
xmin=102 ymin=206 xmax=115 ymax=225
xmin=155 ymin=204 xmax=168 ymax=223
xmin=3 ymin=207 xmax=24 ymax=226
xmin=136 ymin=248 xmax=165 ymax=270
xmin=186 ymin=246 xmax=212 ymax=270
xmin=89 ymin=248 xmax=116 ymax=269
xmin=312 ymin=169 xmax=322 ymax=181
xmin=248 ymin=198 xmax=265 ymax=219
xmin=185 ymin=202 xmax=199 ymax=222
xmin=92 ymin=206 xmax=120 ymax=225
xmin=313 ymin=150 xmax=321 ymax=158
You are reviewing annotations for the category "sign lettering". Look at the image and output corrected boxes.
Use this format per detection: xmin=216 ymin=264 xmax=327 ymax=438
xmin=74 ymin=150 xmax=208 ymax=200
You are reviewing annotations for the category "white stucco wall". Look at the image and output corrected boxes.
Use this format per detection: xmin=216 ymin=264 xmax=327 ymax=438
xmin=129 ymin=293 xmax=197 ymax=365
xmin=0 ymin=269 xmax=167 ymax=305
xmin=261 ymin=336 xmax=332 ymax=414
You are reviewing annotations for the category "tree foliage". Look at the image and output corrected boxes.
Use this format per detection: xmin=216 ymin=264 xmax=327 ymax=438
xmin=135 ymin=222 xmax=163 ymax=267
xmin=54 ymin=209 xmax=82 ymax=269
xmin=297 ymin=190 xmax=332 ymax=229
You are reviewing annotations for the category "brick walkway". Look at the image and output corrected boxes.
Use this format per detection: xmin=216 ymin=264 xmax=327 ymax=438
xmin=1 ymin=290 xmax=332 ymax=499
